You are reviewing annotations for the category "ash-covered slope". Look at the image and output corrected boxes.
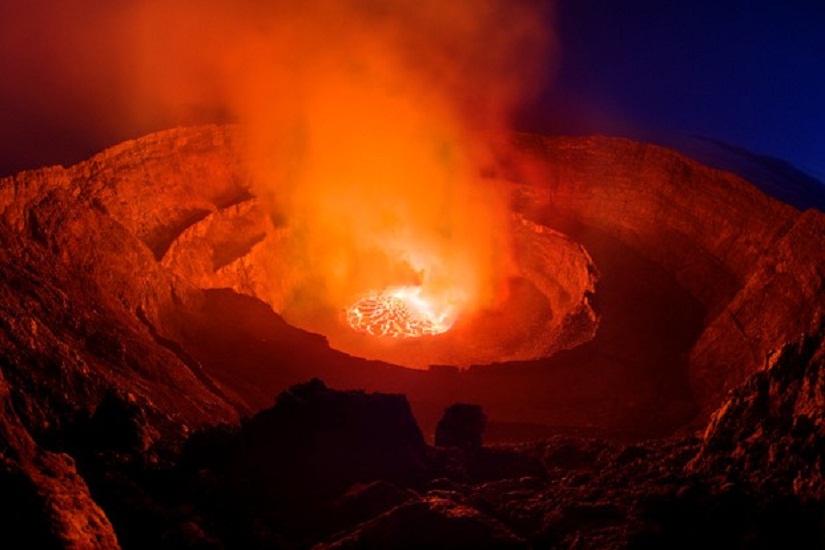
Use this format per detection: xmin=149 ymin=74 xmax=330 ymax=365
xmin=0 ymin=125 xmax=823 ymax=547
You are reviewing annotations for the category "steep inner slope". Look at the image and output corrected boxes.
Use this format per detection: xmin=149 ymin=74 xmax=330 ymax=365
xmin=507 ymin=134 xmax=823 ymax=412
xmin=161 ymin=187 xmax=600 ymax=369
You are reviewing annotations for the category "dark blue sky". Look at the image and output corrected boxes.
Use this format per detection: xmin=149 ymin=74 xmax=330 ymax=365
xmin=534 ymin=0 xmax=824 ymax=180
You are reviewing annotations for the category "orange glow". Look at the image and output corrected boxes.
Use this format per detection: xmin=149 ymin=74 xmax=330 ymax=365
xmin=171 ymin=0 xmax=557 ymax=334
xmin=260 ymin=61 xmax=516 ymax=325
xmin=346 ymin=286 xmax=453 ymax=338
xmin=12 ymin=1 xmax=557 ymax=353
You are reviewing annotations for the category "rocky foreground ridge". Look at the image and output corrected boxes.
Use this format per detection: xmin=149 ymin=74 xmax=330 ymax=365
xmin=0 ymin=126 xmax=823 ymax=547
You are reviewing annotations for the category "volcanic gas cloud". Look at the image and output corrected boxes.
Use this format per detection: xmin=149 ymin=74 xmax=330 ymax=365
xmin=9 ymin=1 xmax=571 ymax=363
xmin=123 ymin=0 xmax=556 ymax=342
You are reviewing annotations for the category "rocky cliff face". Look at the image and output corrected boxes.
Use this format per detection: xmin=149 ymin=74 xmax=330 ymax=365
xmin=0 ymin=125 xmax=823 ymax=547
xmin=509 ymin=133 xmax=824 ymax=410
xmin=0 ymin=128 xmax=247 ymax=547
xmin=690 ymin=326 xmax=825 ymax=499
xmin=0 ymin=127 xmax=242 ymax=440
xmin=0 ymin=368 xmax=119 ymax=549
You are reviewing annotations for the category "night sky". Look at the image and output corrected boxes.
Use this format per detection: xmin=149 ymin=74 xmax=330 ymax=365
xmin=0 ymin=1 xmax=823 ymax=184
xmin=535 ymin=0 xmax=825 ymax=181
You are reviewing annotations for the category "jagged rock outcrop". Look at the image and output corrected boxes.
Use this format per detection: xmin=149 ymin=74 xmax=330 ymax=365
xmin=0 ymin=127 xmax=243 ymax=441
xmin=435 ymin=403 xmax=487 ymax=449
xmin=0 ymin=369 xmax=120 ymax=549
xmin=689 ymin=209 xmax=825 ymax=410
xmin=0 ymin=127 xmax=247 ymax=547
xmin=690 ymin=328 xmax=825 ymax=499
xmin=166 ymin=380 xmax=431 ymax=546
xmin=224 ymin=379 xmax=428 ymax=500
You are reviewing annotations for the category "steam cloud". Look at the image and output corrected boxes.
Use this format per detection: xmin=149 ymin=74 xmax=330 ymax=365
xmin=2 ymin=0 xmax=556 ymax=324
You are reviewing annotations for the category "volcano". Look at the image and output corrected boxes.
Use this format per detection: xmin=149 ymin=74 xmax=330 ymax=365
xmin=1 ymin=126 xmax=823 ymax=548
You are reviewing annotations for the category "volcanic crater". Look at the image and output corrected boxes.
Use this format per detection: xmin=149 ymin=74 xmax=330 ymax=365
xmin=3 ymin=126 xmax=822 ymax=432
xmin=5 ymin=123 xmax=818 ymax=438
xmin=166 ymin=208 xmax=598 ymax=369
xmin=2 ymin=124 xmax=825 ymax=548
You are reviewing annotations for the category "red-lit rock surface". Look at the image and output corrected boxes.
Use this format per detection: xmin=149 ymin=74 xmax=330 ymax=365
xmin=0 ymin=369 xmax=119 ymax=549
xmin=1 ymin=125 xmax=823 ymax=547
xmin=158 ymin=173 xmax=599 ymax=368
xmin=508 ymin=133 xmax=822 ymax=411
xmin=690 ymin=328 xmax=825 ymax=498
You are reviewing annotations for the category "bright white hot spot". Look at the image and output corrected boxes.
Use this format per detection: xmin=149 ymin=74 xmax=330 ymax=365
xmin=345 ymin=286 xmax=453 ymax=338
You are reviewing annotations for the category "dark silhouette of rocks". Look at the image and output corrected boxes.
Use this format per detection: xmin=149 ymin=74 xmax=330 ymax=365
xmin=59 ymin=378 xmax=817 ymax=549
xmin=435 ymin=403 xmax=487 ymax=449
xmin=166 ymin=381 xmax=543 ymax=547
xmin=318 ymin=496 xmax=528 ymax=549
xmin=223 ymin=378 xmax=428 ymax=505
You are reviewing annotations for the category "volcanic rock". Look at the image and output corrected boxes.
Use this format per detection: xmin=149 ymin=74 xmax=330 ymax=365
xmin=657 ymin=134 xmax=825 ymax=211
xmin=435 ymin=403 xmax=487 ymax=449
xmin=317 ymin=496 xmax=528 ymax=550
xmin=509 ymin=133 xmax=825 ymax=411
xmin=0 ymin=369 xmax=120 ymax=549
xmin=4 ymin=124 xmax=821 ymax=431
xmin=224 ymin=378 xmax=428 ymax=501
xmin=1 ymin=124 xmax=824 ymax=547
xmin=143 ymin=381 xmax=429 ymax=546
xmin=690 ymin=326 xmax=825 ymax=499
xmin=0 ymin=127 xmax=243 ymax=447
xmin=324 ymin=481 xmax=420 ymax=537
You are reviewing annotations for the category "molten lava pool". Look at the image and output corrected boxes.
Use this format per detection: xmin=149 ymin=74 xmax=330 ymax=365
xmin=345 ymin=286 xmax=452 ymax=338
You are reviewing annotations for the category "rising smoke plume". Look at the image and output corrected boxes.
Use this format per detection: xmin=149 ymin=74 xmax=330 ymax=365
xmin=2 ymin=0 xmax=556 ymax=324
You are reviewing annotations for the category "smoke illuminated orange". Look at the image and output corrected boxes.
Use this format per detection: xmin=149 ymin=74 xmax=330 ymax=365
xmin=10 ymin=0 xmax=556 ymax=355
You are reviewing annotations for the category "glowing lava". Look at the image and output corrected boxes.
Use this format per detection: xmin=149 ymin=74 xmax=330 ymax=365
xmin=346 ymin=286 xmax=452 ymax=338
